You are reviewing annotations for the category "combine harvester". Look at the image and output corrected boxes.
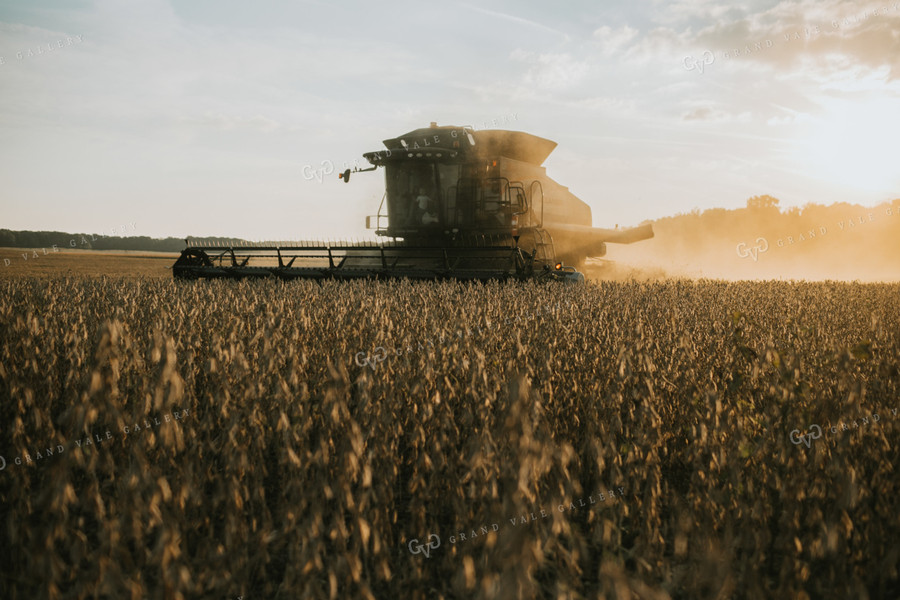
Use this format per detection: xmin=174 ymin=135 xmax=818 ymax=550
xmin=172 ymin=123 xmax=653 ymax=282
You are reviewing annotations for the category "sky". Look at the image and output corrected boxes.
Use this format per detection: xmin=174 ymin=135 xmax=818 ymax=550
xmin=1 ymin=0 xmax=898 ymax=241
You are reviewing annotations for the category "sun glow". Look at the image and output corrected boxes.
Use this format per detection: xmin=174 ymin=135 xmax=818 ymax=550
xmin=798 ymin=97 xmax=900 ymax=194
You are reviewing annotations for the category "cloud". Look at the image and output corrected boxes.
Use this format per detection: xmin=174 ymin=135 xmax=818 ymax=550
xmin=511 ymin=51 xmax=590 ymax=91
xmin=592 ymin=25 xmax=639 ymax=56
xmin=684 ymin=0 xmax=900 ymax=79
xmin=681 ymin=105 xmax=752 ymax=122
xmin=682 ymin=106 xmax=724 ymax=121
xmin=651 ymin=0 xmax=747 ymax=25
xmin=624 ymin=26 xmax=691 ymax=64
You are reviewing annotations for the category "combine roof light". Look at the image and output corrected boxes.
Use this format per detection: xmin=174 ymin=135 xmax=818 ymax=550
xmin=555 ymin=262 xmax=563 ymax=270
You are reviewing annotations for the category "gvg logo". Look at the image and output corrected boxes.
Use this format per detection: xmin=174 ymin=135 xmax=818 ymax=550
xmin=736 ymin=237 xmax=769 ymax=261
xmin=682 ymin=51 xmax=715 ymax=74
xmin=789 ymin=424 xmax=823 ymax=448
xmin=408 ymin=534 xmax=440 ymax=558
xmin=788 ymin=412 xmax=885 ymax=450
xmin=302 ymin=157 xmax=371 ymax=183
xmin=354 ymin=347 xmax=387 ymax=370
xmin=301 ymin=160 xmax=334 ymax=183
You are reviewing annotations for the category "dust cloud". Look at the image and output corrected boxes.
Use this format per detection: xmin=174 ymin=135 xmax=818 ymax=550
xmin=590 ymin=199 xmax=900 ymax=282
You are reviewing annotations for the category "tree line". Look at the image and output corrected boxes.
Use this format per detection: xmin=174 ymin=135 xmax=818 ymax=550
xmin=0 ymin=230 xmax=241 ymax=252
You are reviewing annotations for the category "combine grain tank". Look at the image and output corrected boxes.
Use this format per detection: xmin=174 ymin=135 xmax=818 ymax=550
xmin=173 ymin=123 xmax=653 ymax=281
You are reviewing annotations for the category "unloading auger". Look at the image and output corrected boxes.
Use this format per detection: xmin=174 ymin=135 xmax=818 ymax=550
xmin=173 ymin=123 xmax=653 ymax=282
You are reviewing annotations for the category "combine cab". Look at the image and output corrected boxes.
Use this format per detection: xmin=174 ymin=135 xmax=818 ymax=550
xmin=173 ymin=123 xmax=653 ymax=281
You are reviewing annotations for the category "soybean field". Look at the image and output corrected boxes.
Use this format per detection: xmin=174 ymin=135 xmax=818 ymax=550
xmin=1 ymin=277 xmax=899 ymax=599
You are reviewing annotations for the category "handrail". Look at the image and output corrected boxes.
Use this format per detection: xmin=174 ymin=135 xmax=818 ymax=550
xmin=530 ymin=180 xmax=544 ymax=228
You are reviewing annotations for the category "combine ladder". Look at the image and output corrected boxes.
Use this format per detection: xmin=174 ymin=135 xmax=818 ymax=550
xmin=533 ymin=229 xmax=557 ymax=265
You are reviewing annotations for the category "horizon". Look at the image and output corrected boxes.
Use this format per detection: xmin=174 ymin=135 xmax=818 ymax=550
xmin=3 ymin=195 xmax=900 ymax=241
